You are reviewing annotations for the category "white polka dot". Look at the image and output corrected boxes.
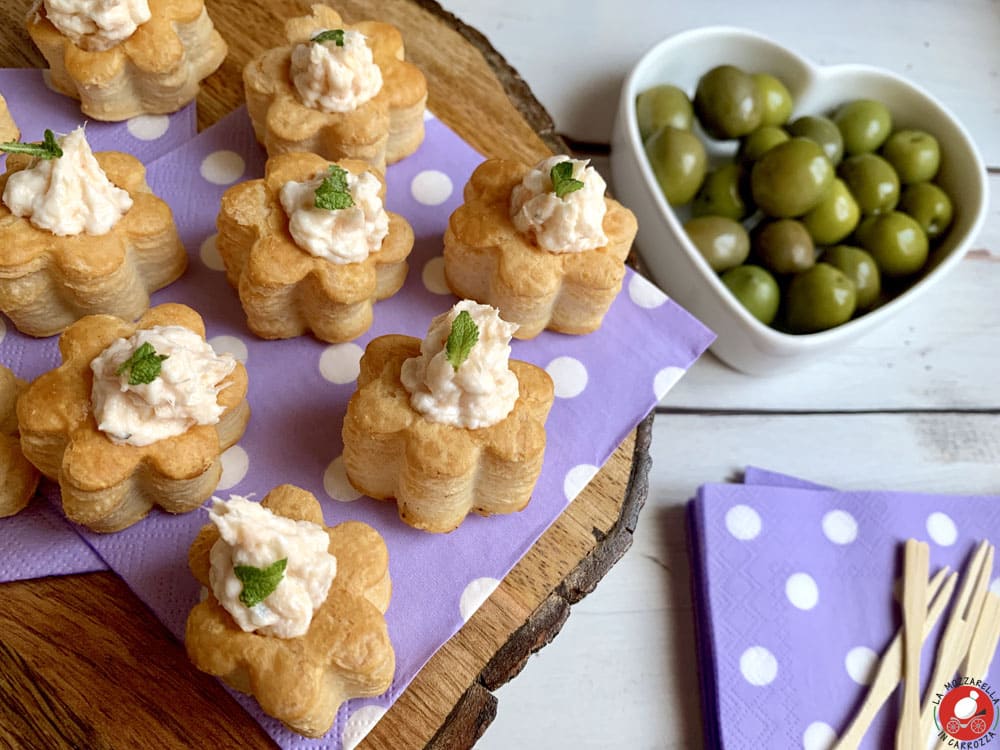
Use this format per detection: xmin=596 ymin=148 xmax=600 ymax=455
xmin=785 ymin=573 xmax=819 ymax=610
xmin=459 ymin=577 xmax=500 ymax=622
xmin=200 ymin=150 xmax=245 ymax=185
xmin=990 ymin=578 xmax=1000 ymax=596
xmin=217 ymin=445 xmax=249 ymax=490
xmin=739 ymin=646 xmax=778 ymax=686
xmin=822 ymin=509 xmax=858 ymax=545
xmin=208 ymin=335 xmax=248 ymax=363
xmin=423 ymin=109 xmax=436 ymax=121
xmin=725 ymin=504 xmax=761 ymax=541
xmin=319 ymin=342 xmax=363 ymax=384
xmin=42 ymin=70 xmax=61 ymax=94
xmin=342 ymin=704 xmax=387 ymax=750
xmin=844 ymin=646 xmax=878 ymax=685
xmin=200 ymin=233 xmax=225 ymax=271
xmin=546 ymin=356 xmax=588 ymax=399
xmin=421 ymin=256 xmax=450 ymax=295
xmin=628 ymin=274 xmax=668 ymax=309
xmin=323 ymin=455 xmax=361 ymax=502
xmin=564 ymin=463 xmax=599 ymax=503
xmin=653 ymin=366 xmax=685 ymax=401
xmin=410 ymin=170 xmax=453 ymax=206
xmin=126 ymin=114 xmax=169 ymax=141
xmin=927 ymin=511 xmax=958 ymax=546
xmin=802 ymin=721 xmax=837 ymax=750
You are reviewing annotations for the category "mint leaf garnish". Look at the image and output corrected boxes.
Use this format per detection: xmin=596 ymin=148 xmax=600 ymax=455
xmin=445 ymin=310 xmax=479 ymax=372
xmin=314 ymin=164 xmax=355 ymax=210
xmin=115 ymin=342 xmax=168 ymax=386
xmin=235 ymin=558 xmax=287 ymax=608
xmin=0 ymin=129 xmax=63 ymax=160
xmin=312 ymin=29 xmax=346 ymax=47
xmin=550 ymin=160 xmax=584 ymax=199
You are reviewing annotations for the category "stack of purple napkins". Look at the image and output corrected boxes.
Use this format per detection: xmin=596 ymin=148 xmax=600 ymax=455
xmin=690 ymin=467 xmax=1000 ymax=750
xmin=0 ymin=69 xmax=715 ymax=750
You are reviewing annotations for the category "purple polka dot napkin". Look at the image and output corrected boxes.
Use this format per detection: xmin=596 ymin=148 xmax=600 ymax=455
xmin=0 ymin=68 xmax=196 ymax=582
xmin=0 ymin=95 xmax=713 ymax=748
xmin=690 ymin=470 xmax=1000 ymax=750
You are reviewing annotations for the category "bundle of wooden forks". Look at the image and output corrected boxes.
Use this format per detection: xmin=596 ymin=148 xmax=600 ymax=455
xmin=833 ymin=539 xmax=1000 ymax=750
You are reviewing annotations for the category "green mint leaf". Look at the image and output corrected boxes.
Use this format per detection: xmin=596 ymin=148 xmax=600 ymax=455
xmin=314 ymin=164 xmax=355 ymax=210
xmin=550 ymin=160 xmax=584 ymax=199
xmin=235 ymin=558 xmax=287 ymax=608
xmin=311 ymin=29 xmax=346 ymax=46
xmin=445 ymin=310 xmax=479 ymax=372
xmin=115 ymin=342 xmax=169 ymax=386
xmin=0 ymin=129 xmax=63 ymax=160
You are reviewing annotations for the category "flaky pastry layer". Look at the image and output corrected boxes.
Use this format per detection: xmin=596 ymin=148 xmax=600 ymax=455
xmin=342 ymin=334 xmax=554 ymax=533
xmin=0 ymin=366 xmax=40 ymax=517
xmin=244 ymin=4 xmax=426 ymax=172
xmin=0 ymin=150 xmax=187 ymax=337
xmin=443 ymin=158 xmax=638 ymax=338
xmin=217 ymin=152 xmax=413 ymax=342
xmin=17 ymin=303 xmax=249 ymax=532
xmin=27 ymin=0 xmax=227 ymax=120
xmin=185 ymin=483 xmax=394 ymax=738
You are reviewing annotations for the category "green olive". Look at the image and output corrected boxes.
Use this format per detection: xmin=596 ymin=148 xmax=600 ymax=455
xmin=694 ymin=65 xmax=763 ymax=140
xmin=899 ymin=182 xmax=954 ymax=241
xmin=720 ymin=265 xmax=780 ymax=325
xmin=881 ymin=129 xmax=941 ymax=184
xmin=691 ymin=163 xmax=749 ymax=220
xmin=750 ymin=137 xmax=835 ymax=218
xmin=644 ymin=126 xmax=708 ymax=205
xmin=833 ymin=99 xmax=893 ymax=155
xmin=739 ymin=125 xmax=790 ymax=164
xmin=822 ymin=244 xmax=881 ymax=311
xmin=636 ymin=84 xmax=695 ymax=141
xmin=787 ymin=115 xmax=844 ymax=165
xmin=753 ymin=219 xmax=816 ymax=274
xmin=801 ymin=178 xmax=861 ymax=245
xmin=839 ymin=153 xmax=900 ymax=215
xmin=752 ymin=72 xmax=793 ymax=127
xmin=786 ymin=262 xmax=857 ymax=333
xmin=855 ymin=211 xmax=929 ymax=277
xmin=684 ymin=216 xmax=751 ymax=272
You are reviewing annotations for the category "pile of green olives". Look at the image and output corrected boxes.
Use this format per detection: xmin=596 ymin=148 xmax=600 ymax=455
xmin=637 ymin=65 xmax=954 ymax=334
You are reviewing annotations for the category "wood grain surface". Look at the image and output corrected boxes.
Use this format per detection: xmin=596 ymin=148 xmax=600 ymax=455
xmin=0 ymin=0 xmax=650 ymax=748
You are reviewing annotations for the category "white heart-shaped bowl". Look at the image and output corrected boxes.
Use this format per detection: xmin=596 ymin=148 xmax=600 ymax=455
xmin=610 ymin=26 xmax=989 ymax=375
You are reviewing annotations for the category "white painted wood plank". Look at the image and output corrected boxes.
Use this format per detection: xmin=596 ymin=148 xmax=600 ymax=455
xmin=439 ymin=0 xmax=1000 ymax=166
xmin=478 ymin=413 xmax=1000 ymax=750
xmin=662 ymin=251 xmax=1000 ymax=412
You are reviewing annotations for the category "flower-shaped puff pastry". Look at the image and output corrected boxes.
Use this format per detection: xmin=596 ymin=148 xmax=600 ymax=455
xmin=0 ymin=94 xmax=18 ymax=143
xmin=0 ymin=150 xmax=186 ymax=338
xmin=217 ymin=152 xmax=413 ymax=342
xmin=343 ymin=334 xmax=555 ymax=533
xmin=0 ymin=365 xmax=40 ymax=517
xmin=185 ymin=483 xmax=394 ymax=738
xmin=244 ymin=4 xmax=426 ymax=172
xmin=17 ymin=303 xmax=249 ymax=532
xmin=444 ymin=158 xmax=638 ymax=338
xmin=27 ymin=0 xmax=227 ymax=120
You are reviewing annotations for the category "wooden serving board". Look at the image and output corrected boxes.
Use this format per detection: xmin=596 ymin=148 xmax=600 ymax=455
xmin=0 ymin=1 xmax=653 ymax=747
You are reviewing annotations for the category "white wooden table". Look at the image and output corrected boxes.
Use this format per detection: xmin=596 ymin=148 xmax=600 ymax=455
xmin=437 ymin=1 xmax=1000 ymax=747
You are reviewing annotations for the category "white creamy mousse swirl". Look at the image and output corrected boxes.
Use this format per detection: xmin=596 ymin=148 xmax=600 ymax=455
xmin=400 ymin=300 xmax=519 ymax=430
xmin=208 ymin=496 xmax=337 ymax=639
xmin=90 ymin=326 xmax=236 ymax=447
xmin=279 ymin=167 xmax=389 ymax=263
xmin=2 ymin=126 xmax=132 ymax=237
xmin=40 ymin=0 xmax=151 ymax=52
xmin=290 ymin=29 xmax=383 ymax=113
xmin=509 ymin=155 xmax=609 ymax=253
